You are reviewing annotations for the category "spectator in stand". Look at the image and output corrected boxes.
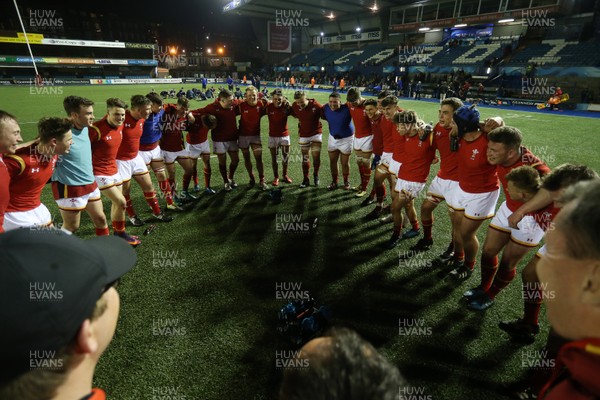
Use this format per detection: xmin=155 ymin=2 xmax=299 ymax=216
xmin=415 ymin=81 xmax=422 ymax=100
xmin=440 ymin=81 xmax=449 ymax=102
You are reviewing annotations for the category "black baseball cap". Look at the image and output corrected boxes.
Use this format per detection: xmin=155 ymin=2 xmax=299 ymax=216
xmin=0 ymin=229 xmax=137 ymax=383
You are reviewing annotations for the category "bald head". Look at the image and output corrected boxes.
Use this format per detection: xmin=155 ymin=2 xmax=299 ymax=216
xmin=279 ymin=328 xmax=405 ymax=400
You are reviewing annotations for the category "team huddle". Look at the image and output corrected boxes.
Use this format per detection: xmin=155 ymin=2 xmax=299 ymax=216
xmin=0 ymin=86 xmax=598 ymax=346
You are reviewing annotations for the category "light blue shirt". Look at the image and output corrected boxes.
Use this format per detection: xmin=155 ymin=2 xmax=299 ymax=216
xmin=52 ymin=126 xmax=95 ymax=185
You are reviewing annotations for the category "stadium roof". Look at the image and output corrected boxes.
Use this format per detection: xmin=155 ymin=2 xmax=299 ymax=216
xmin=222 ymin=0 xmax=410 ymax=22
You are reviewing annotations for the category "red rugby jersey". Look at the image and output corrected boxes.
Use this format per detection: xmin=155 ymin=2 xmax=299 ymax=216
xmin=267 ymin=103 xmax=291 ymax=137
xmin=497 ymin=146 xmax=551 ymax=212
xmin=391 ymin=123 xmax=405 ymax=164
xmin=398 ymin=133 xmax=436 ymax=183
xmin=117 ymin=110 xmax=145 ymax=161
xmin=0 ymin=155 xmax=10 ymax=232
xmin=432 ymin=123 xmax=458 ymax=181
xmin=348 ymin=102 xmax=371 ymax=139
xmin=291 ymin=99 xmax=323 ymax=137
xmin=187 ymin=109 xmax=210 ymax=145
xmin=531 ymin=203 xmax=561 ymax=232
xmin=238 ymin=100 xmax=267 ymax=137
xmin=159 ymin=104 xmax=188 ymax=152
xmin=370 ymin=113 xmax=384 ymax=155
xmin=4 ymin=144 xmax=57 ymax=212
xmin=457 ymin=133 xmax=499 ymax=193
xmin=380 ymin=116 xmax=395 ymax=153
xmin=90 ymin=116 xmax=123 ymax=176
xmin=200 ymin=100 xmax=240 ymax=142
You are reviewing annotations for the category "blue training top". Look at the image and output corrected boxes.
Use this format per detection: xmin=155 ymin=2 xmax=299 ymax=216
xmin=141 ymin=108 xmax=164 ymax=144
xmin=52 ymin=126 xmax=95 ymax=185
xmin=322 ymin=104 xmax=354 ymax=139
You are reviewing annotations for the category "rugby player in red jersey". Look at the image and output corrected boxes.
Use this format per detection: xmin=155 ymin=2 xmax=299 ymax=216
xmin=361 ymin=90 xmax=393 ymax=211
xmin=386 ymin=111 xmax=436 ymax=249
xmin=159 ymin=97 xmax=197 ymax=201
xmin=0 ymin=111 xmax=23 ymax=234
xmin=238 ymin=86 xmax=269 ymax=190
xmin=445 ymin=105 xmax=500 ymax=281
xmin=464 ymin=126 xmax=553 ymax=311
xmin=364 ymin=91 xmax=394 ymax=215
xmin=377 ymin=96 xmax=419 ymax=235
xmin=490 ymin=164 xmax=597 ymax=343
xmin=4 ymin=117 xmax=72 ymax=231
xmin=118 ymin=95 xmax=172 ymax=226
xmin=346 ymin=88 xmax=372 ymax=197
xmin=409 ymin=98 xmax=463 ymax=260
xmin=266 ymin=89 xmax=293 ymax=186
xmin=200 ymin=89 xmax=240 ymax=191
xmin=187 ymin=109 xmax=217 ymax=194
xmin=290 ymin=91 xmax=323 ymax=188
xmin=90 ymin=98 xmax=140 ymax=246
xmin=360 ymin=98 xmax=384 ymax=207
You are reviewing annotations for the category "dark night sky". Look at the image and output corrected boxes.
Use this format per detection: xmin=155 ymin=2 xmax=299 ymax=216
xmin=9 ymin=0 xmax=252 ymax=36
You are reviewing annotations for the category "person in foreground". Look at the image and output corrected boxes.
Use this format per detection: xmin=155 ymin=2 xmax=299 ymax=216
xmin=536 ymin=179 xmax=600 ymax=399
xmin=279 ymin=327 xmax=406 ymax=400
xmin=0 ymin=228 xmax=137 ymax=400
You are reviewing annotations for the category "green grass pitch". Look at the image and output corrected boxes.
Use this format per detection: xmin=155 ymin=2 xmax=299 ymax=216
xmin=1 ymin=83 xmax=600 ymax=399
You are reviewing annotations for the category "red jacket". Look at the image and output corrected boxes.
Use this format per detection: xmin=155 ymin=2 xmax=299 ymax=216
xmin=539 ymin=338 xmax=600 ymax=400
